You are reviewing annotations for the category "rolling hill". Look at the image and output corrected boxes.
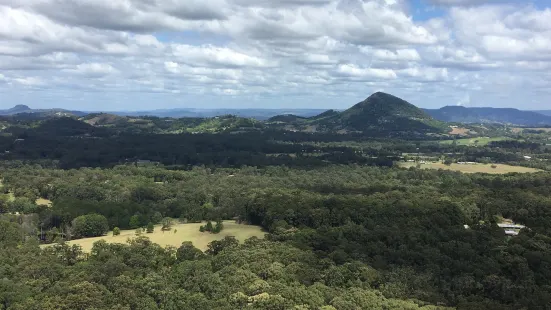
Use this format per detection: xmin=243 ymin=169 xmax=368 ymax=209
xmin=425 ymin=106 xmax=551 ymax=126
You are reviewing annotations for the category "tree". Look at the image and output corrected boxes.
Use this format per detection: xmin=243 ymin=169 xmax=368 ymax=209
xmin=146 ymin=222 xmax=154 ymax=233
xmin=444 ymin=158 xmax=453 ymax=166
xmin=71 ymin=214 xmax=109 ymax=238
xmin=0 ymin=220 xmax=23 ymax=246
xmin=176 ymin=241 xmax=205 ymax=261
xmin=161 ymin=217 xmax=173 ymax=231
xmin=8 ymin=197 xmax=36 ymax=214
xmin=206 ymin=236 xmax=238 ymax=255
xmin=129 ymin=215 xmax=141 ymax=229
xmin=199 ymin=225 xmax=205 ymax=232
xmin=113 ymin=227 xmax=121 ymax=236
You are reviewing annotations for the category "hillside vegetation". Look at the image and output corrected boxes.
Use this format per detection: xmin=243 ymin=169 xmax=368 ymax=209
xmin=425 ymin=106 xmax=551 ymax=126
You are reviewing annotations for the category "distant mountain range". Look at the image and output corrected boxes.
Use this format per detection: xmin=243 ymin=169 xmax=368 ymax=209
xmin=2 ymin=101 xmax=551 ymax=127
xmin=0 ymin=105 xmax=87 ymax=117
xmin=0 ymin=105 xmax=326 ymax=120
xmin=109 ymin=108 xmax=328 ymax=120
xmin=424 ymin=106 xmax=551 ymax=126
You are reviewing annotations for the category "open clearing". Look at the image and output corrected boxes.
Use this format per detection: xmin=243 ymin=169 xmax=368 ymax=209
xmin=46 ymin=221 xmax=265 ymax=252
xmin=399 ymin=162 xmax=541 ymax=174
xmin=439 ymin=137 xmax=508 ymax=146
xmin=36 ymin=198 xmax=52 ymax=206
xmin=449 ymin=127 xmax=474 ymax=136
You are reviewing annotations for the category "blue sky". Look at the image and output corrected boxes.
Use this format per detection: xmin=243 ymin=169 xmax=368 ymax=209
xmin=1 ymin=0 xmax=550 ymax=111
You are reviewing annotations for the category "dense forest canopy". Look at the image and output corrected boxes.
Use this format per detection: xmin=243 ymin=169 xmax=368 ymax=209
xmin=0 ymin=103 xmax=550 ymax=309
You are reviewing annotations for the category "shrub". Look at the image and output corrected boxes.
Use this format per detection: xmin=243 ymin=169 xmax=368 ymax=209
xmin=213 ymin=221 xmax=224 ymax=234
xmin=113 ymin=227 xmax=121 ymax=236
xmin=146 ymin=222 xmax=154 ymax=233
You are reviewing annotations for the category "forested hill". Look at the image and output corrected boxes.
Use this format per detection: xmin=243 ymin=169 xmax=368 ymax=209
xmin=425 ymin=106 xmax=551 ymax=126
xmin=270 ymin=92 xmax=447 ymax=136
xmin=320 ymin=92 xmax=443 ymax=132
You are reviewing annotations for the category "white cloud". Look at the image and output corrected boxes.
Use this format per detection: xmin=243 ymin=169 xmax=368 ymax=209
xmin=0 ymin=0 xmax=550 ymax=109
xmin=336 ymin=64 xmax=397 ymax=79
xmin=170 ymin=44 xmax=269 ymax=68
xmin=70 ymin=63 xmax=118 ymax=77
xmin=450 ymin=5 xmax=551 ymax=60
xmin=371 ymin=49 xmax=422 ymax=62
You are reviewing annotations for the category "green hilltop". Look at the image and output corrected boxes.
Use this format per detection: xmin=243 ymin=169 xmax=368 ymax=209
xmin=269 ymin=92 xmax=447 ymax=136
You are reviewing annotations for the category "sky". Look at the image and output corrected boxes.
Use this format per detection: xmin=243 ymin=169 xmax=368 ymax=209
xmin=1 ymin=0 xmax=550 ymax=111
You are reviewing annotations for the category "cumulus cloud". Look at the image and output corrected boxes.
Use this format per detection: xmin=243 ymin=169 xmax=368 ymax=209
xmin=0 ymin=0 xmax=550 ymax=109
xmin=450 ymin=5 xmax=551 ymax=60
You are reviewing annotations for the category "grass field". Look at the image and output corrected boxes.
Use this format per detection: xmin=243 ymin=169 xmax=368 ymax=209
xmin=449 ymin=127 xmax=474 ymax=135
xmin=439 ymin=137 xmax=508 ymax=146
xmin=399 ymin=162 xmax=541 ymax=174
xmin=48 ymin=221 xmax=265 ymax=252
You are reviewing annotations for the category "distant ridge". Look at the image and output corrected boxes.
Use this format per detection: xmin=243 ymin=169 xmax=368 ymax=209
xmin=310 ymin=109 xmax=339 ymax=120
xmin=425 ymin=106 xmax=551 ymax=126
xmin=0 ymin=105 xmax=87 ymax=117
xmin=0 ymin=105 xmax=328 ymax=120
xmin=267 ymin=114 xmax=306 ymax=123
xmin=533 ymin=110 xmax=551 ymax=117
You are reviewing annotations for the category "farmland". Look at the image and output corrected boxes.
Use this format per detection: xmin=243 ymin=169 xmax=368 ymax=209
xmin=399 ymin=162 xmax=541 ymax=174
xmin=51 ymin=221 xmax=265 ymax=252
